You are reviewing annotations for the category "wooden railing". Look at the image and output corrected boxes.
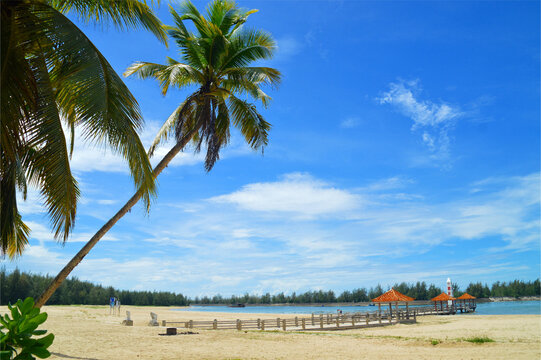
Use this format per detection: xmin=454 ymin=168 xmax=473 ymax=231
xmin=162 ymin=303 xmax=476 ymax=332
xmin=163 ymin=310 xmax=418 ymax=331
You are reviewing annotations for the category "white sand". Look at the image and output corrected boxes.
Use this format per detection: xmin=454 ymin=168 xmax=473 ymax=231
xmin=6 ymin=305 xmax=539 ymax=359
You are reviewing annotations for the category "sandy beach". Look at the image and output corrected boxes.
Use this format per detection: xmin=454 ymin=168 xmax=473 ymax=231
xmin=6 ymin=305 xmax=538 ymax=360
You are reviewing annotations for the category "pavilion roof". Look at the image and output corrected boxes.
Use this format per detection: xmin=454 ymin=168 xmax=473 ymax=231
xmin=457 ymin=293 xmax=476 ymax=300
xmin=431 ymin=292 xmax=456 ymax=302
xmin=371 ymin=288 xmax=415 ymax=303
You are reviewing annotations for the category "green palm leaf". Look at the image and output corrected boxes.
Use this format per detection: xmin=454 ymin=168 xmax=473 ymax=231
xmin=49 ymin=0 xmax=168 ymax=44
xmin=36 ymin=0 xmax=282 ymax=309
xmin=227 ymin=94 xmax=270 ymax=149
xmin=126 ymin=0 xmax=280 ymax=172
xmin=1 ymin=0 xmax=165 ymax=257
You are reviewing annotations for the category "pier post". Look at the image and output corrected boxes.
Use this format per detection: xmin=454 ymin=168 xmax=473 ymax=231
xmin=320 ymin=316 xmax=324 ymax=328
xmin=406 ymin=303 xmax=409 ymax=319
xmin=162 ymin=320 xmax=166 ymax=326
xmin=277 ymin=318 xmax=280 ymax=328
xmin=352 ymin=317 xmax=355 ymax=326
xmin=282 ymin=319 xmax=286 ymax=331
xmin=302 ymin=318 xmax=306 ymax=330
xmin=257 ymin=318 xmax=261 ymax=329
xmin=213 ymin=319 xmax=217 ymax=330
xmin=366 ymin=313 xmax=369 ymax=325
xmin=336 ymin=318 xmax=340 ymax=327
xmin=261 ymin=320 xmax=265 ymax=331
xmin=295 ymin=316 xmax=298 ymax=327
xmin=378 ymin=312 xmax=382 ymax=324
xmin=189 ymin=320 xmax=193 ymax=329
xmin=236 ymin=319 xmax=241 ymax=331
xmin=414 ymin=310 xmax=416 ymax=322
xmin=311 ymin=313 xmax=315 ymax=326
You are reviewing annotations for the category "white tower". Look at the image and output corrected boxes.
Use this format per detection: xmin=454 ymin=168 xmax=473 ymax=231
xmin=447 ymin=278 xmax=453 ymax=307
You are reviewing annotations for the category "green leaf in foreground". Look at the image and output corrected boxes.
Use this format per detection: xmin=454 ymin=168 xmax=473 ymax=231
xmin=0 ymin=297 xmax=54 ymax=359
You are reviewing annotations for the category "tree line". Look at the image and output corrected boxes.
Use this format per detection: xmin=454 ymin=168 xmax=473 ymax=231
xmin=1 ymin=269 xmax=539 ymax=306
xmin=0 ymin=269 xmax=188 ymax=306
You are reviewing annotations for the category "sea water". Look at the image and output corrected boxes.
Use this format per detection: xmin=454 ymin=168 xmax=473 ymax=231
xmin=174 ymin=301 xmax=541 ymax=315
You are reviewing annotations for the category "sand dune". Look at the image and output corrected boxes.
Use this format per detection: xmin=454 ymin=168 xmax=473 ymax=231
xmin=8 ymin=305 xmax=539 ymax=359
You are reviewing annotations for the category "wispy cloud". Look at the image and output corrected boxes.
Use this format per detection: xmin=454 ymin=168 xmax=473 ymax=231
xmin=274 ymin=36 xmax=301 ymax=61
xmin=67 ymin=120 xmax=257 ymax=175
xmin=10 ymin=172 xmax=539 ymax=296
xmin=340 ymin=117 xmax=361 ymax=129
xmin=378 ymin=80 xmax=462 ymax=165
xmin=210 ymin=172 xmax=360 ymax=219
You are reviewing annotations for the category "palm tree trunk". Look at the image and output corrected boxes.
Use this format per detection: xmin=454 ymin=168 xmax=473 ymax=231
xmin=35 ymin=134 xmax=193 ymax=308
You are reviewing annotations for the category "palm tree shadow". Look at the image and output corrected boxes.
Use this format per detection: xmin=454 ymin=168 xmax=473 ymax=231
xmin=51 ymin=352 xmax=101 ymax=360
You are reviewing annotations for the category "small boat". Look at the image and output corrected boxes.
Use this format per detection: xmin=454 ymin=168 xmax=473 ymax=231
xmin=369 ymin=303 xmax=375 ymax=306
xmin=228 ymin=303 xmax=246 ymax=308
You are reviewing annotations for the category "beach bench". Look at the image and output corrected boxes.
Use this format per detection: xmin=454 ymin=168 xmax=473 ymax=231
xmin=122 ymin=311 xmax=133 ymax=326
xmin=148 ymin=312 xmax=159 ymax=326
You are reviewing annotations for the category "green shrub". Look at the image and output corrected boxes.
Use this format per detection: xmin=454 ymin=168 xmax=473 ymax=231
xmin=431 ymin=339 xmax=440 ymax=345
xmin=465 ymin=336 xmax=495 ymax=344
xmin=0 ymin=297 xmax=54 ymax=359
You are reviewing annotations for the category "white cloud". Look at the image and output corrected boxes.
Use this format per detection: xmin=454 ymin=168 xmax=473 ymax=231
xmin=96 ymin=199 xmax=118 ymax=205
xmin=378 ymin=80 xmax=462 ymax=163
xmin=17 ymin=187 xmax=46 ymax=215
xmin=24 ymin=221 xmax=119 ymax=244
xmin=68 ymin=120 xmax=259 ymax=174
xmin=275 ymin=36 xmax=301 ymax=61
xmin=9 ymin=172 xmax=539 ymax=297
xmin=210 ymin=172 xmax=360 ymax=218
xmin=67 ymin=120 xmax=204 ymax=174
xmin=340 ymin=117 xmax=360 ymax=129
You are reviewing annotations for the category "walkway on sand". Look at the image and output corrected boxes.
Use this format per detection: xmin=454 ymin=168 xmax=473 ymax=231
xmin=160 ymin=306 xmax=467 ymax=332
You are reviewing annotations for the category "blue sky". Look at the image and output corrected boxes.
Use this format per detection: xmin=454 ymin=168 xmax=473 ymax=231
xmin=7 ymin=1 xmax=540 ymax=297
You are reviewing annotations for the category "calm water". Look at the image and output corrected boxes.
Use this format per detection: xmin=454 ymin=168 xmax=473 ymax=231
xmin=174 ymin=301 xmax=540 ymax=315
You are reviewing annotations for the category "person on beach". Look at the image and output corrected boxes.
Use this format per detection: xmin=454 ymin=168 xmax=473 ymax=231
xmin=109 ymin=297 xmax=115 ymax=315
xmin=116 ymin=298 xmax=121 ymax=315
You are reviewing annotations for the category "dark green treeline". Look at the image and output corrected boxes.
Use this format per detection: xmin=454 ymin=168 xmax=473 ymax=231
xmin=0 ymin=269 xmax=188 ymax=306
xmin=1 ymin=269 xmax=539 ymax=306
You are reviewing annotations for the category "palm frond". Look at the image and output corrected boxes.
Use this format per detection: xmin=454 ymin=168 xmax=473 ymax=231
xmin=178 ymin=0 xmax=211 ymax=38
xmin=147 ymin=96 xmax=198 ymax=157
xmin=0 ymin=161 xmax=30 ymax=257
xmin=50 ymin=0 xmax=168 ymax=44
xmin=123 ymin=61 xmax=168 ymax=79
xmin=48 ymin=8 xmax=156 ymax=208
xmin=167 ymin=7 xmax=207 ymax=69
xmin=227 ymin=94 xmax=270 ymax=150
xmin=220 ymin=29 xmax=276 ymax=70
xmin=202 ymin=98 xmax=231 ymax=171
xmin=222 ymin=67 xmax=281 ymax=87
xmin=24 ymin=54 xmax=80 ymax=243
xmin=124 ymin=60 xmax=202 ymax=95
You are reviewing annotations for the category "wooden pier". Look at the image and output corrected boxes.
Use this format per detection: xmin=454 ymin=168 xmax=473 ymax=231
xmin=163 ymin=311 xmax=415 ymax=331
xmin=161 ymin=304 xmax=476 ymax=332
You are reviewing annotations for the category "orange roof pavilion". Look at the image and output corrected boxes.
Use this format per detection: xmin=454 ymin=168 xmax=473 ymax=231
xmin=431 ymin=292 xmax=456 ymax=312
xmin=371 ymin=288 xmax=415 ymax=303
xmin=457 ymin=293 xmax=476 ymax=300
xmin=372 ymin=289 xmax=415 ymax=318
xmin=431 ymin=292 xmax=456 ymax=302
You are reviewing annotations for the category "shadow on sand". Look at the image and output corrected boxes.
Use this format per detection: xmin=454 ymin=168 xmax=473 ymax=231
xmin=51 ymin=353 xmax=100 ymax=360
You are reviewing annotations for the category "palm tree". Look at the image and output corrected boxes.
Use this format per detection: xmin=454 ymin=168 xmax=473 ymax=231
xmin=35 ymin=0 xmax=280 ymax=308
xmin=1 ymin=0 xmax=168 ymax=258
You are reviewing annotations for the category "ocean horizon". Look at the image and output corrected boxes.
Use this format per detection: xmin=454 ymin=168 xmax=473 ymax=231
xmin=173 ymin=300 xmax=541 ymax=316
